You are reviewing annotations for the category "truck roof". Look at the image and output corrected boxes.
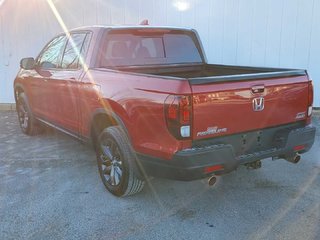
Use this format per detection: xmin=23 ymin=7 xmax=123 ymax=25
xmin=70 ymin=25 xmax=194 ymax=33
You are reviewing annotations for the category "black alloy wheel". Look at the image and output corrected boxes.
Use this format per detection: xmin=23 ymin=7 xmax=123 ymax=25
xmin=96 ymin=126 xmax=145 ymax=197
xmin=16 ymin=92 xmax=41 ymax=135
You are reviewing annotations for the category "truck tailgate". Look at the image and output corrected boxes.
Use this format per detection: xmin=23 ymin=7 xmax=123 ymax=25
xmin=191 ymin=75 xmax=309 ymax=140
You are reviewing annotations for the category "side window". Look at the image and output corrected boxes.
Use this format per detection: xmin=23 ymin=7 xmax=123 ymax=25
xmin=61 ymin=33 xmax=88 ymax=69
xmin=38 ymin=35 xmax=66 ymax=69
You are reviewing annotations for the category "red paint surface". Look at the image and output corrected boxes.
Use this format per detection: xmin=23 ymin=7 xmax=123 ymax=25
xmin=14 ymin=27 xmax=311 ymax=161
xmin=191 ymin=76 xmax=309 ymax=140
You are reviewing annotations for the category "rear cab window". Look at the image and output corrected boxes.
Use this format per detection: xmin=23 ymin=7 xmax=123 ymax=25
xmin=98 ymin=29 xmax=203 ymax=67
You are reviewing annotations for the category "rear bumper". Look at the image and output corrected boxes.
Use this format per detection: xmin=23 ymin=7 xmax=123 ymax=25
xmin=136 ymin=125 xmax=316 ymax=181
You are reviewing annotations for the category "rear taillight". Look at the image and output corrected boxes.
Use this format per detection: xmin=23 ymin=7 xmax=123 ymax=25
xmin=165 ymin=95 xmax=192 ymax=139
xmin=308 ymin=81 xmax=313 ymax=117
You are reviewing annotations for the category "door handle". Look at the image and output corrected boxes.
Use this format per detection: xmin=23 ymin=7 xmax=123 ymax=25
xmin=251 ymin=85 xmax=265 ymax=94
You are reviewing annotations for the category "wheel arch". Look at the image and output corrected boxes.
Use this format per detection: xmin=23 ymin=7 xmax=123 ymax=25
xmin=14 ymin=83 xmax=26 ymax=103
xmin=90 ymin=108 xmax=144 ymax=179
xmin=89 ymin=108 xmax=131 ymax=149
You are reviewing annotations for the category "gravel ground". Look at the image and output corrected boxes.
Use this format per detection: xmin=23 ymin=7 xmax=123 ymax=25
xmin=0 ymin=111 xmax=319 ymax=240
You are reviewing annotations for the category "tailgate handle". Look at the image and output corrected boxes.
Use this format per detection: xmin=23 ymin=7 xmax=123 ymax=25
xmin=251 ymin=85 xmax=265 ymax=94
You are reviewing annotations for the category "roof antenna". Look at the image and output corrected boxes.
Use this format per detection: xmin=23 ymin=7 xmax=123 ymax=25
xmin=140 ymin=19 xmax=149 ymax=25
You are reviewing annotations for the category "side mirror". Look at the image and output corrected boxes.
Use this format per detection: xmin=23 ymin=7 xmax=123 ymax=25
xmin=20 ymin=57 xmax=35 ymax=70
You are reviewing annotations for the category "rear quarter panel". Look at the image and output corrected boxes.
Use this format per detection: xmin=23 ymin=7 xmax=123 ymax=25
xmin=80 ymin=70 xmax=192 ymax=160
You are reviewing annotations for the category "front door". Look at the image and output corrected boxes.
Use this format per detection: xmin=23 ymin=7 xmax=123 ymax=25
xmin=31 ymin=35 xmax=67 ymax=120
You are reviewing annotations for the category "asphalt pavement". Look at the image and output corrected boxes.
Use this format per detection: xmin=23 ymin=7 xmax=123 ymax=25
xmin=0 ymin=111 xmax=319 ymax=240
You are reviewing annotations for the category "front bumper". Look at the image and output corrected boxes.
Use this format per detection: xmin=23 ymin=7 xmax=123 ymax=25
xmin=136 ymin=125 xmax=316 ymax=181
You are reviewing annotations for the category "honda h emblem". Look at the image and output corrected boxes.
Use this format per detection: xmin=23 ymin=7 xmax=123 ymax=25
xmin=253 ymin=97 xmax=265 ymax=111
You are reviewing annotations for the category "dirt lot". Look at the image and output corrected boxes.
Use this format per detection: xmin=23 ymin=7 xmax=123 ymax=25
xmin=0 ymin=111 xmax=319 ymax=240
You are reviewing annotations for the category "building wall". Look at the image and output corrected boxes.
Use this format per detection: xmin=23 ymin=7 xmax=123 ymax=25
xmin=1 ymin=0 xmax=319 ymax=105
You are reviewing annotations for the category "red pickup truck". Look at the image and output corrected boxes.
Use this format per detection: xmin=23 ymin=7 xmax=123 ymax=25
xmin=14 ymin=26 xmax=316 ymax=197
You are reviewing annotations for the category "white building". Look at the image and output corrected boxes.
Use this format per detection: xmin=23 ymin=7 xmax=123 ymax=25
xmin=1 ymin=0 xmax=319 ymax=106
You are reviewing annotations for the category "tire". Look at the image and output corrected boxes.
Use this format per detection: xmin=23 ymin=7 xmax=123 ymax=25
xmin=96 ymin=126 xmax=145 ymax=197
xmin=16 ymin=92 xmax=41 ymax=135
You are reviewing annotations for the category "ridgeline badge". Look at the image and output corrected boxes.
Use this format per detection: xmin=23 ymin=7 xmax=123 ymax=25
xmin=197 ymin=126 xmax=228 ymax=137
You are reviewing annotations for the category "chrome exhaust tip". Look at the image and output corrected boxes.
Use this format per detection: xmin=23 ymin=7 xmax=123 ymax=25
xmin=245 ymin=160 xmax=262 ymax=170
xmin=285 ymin=154 xmax=301 ymax=164
xmin=208 ymin=176 xmax=217 ymax=186
xmin=293 ymin=154 xmax=301 ymax=164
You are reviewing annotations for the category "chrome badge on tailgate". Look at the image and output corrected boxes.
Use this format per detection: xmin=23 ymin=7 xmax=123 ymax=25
xmin=197 ymin=126 xmax=228 ymax=137
xmin=296 ymin=112 xmax=306 ymax=120
xmin=252 ymin=97 xmax=265 ymax=112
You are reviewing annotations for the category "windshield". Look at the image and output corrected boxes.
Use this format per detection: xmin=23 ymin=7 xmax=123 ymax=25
xmin=98 ymin=29 xmax=203 ymax=67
